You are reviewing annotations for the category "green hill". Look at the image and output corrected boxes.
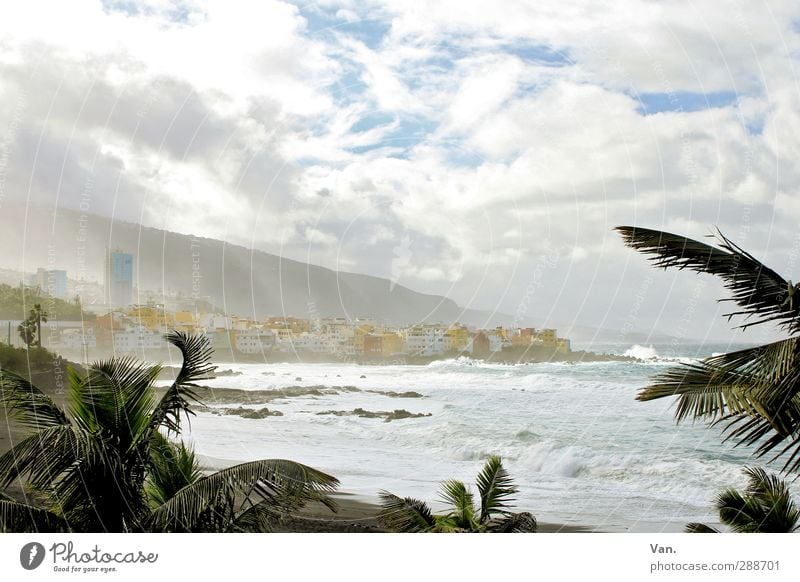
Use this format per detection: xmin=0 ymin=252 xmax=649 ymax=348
xmin=0 ymin=283 xmax=92 ymax=321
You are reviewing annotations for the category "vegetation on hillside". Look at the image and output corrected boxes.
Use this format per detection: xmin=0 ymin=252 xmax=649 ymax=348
xmin=0 ymin=344 xmax=65 ymax=377
xmin=0 ymin=283 xmax=91 ymax=321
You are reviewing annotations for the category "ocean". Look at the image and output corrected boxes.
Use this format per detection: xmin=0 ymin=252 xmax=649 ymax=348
xmin=183 ymin=343 xmax=796 ymax=532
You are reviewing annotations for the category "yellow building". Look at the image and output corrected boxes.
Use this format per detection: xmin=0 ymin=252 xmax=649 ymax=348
xmin=494 ymin=326 xmax=511 ymax=340
xmin=264 ymin=316 xmax=310 ymax=335
xmin=537 ymin=329 xmax=557 ymax=346
xmin=126 ymin=305 xmax=173 ymax=332
xmin=173 ymin=310 xmax=197 ymax=332
xmin=381 ymin=332 xmax=405 ymax=356
xmin=353 ymin=324 xmax=376 ymax=355
xmin=445 ymin=324 xmax=470 ymax=351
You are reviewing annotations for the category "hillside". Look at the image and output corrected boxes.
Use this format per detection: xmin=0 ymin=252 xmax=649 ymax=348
xmin=0 ymin=203 xmax=508 ymax=327
xmin=0 ymin=283 xmax=91 ymax=321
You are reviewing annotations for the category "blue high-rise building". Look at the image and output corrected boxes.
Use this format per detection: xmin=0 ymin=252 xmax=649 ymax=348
xmin=105 ymin=250 xmax=134 ymax=308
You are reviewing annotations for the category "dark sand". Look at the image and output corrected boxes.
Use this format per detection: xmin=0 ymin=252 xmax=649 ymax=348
xmin=282 ymin=493 xmax=593 ymax=533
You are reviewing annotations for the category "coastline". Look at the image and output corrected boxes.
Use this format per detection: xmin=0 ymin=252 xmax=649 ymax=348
xmin=198 ymin=456 xmax=597 ymax=533
xmin=279 ymin=492 xmax=596 ymax=533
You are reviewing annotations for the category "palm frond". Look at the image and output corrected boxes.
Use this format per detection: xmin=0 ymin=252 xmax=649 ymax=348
xmin=0 ymin=425 xmax=97 ymax=490
xmin=486 ymin=511 xmax=537 ymax=533
xmin=715 ymin=487 xmax=763 ymax=532
xmin=637 ymin=339 xmax=800 ymax=471
xmin=728 ymin=467 xmax=800 ymax=532
xmin=377 ymin=491 xmax=436 ymax=532
xmin=0 ymin=370 xmax=69 ymax=430
xmin=147 ymin=459 xmax=338 ymax=532
xmin=70 ymin=359 xmax=160 ymax=449
xmin=226 ymin=498 xmax=284 ymax=532
xmin=616 ymin=226 xmax=799 ymax=332
xmin=0 ymin=500 xmax=69 ymax=533
xmin=475 ymin=456 xmax=518 ymax=522
xmin=685 ymin=522 xmax=720 ymax=533
xmin=639 ymin=339 xmax=800 ymax=422
xmin=438 ymin=479 xmax=479 ymax=530
xmin=150 ymin=331 xmax=215 ymax=435
xmin=145 ymin=434 xmax=201 ymax=507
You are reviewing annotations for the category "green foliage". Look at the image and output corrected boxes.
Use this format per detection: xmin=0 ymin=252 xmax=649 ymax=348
xmin=377 ymin=456 xmax=537 ymax=533
xmin=16 ymin=319 xmax=35 ymax=348
xmin=0 ymin=283 xmax=92 ymax=321
xmin=0 ymin=331 xmax=339 ymax=533
xmin=0 ymin=344 xmax=63 ymax=377
xmin=686 ymin=467 xmax=799 ymax=533
xmin=617 ymin=226 xmax=800 ymax=473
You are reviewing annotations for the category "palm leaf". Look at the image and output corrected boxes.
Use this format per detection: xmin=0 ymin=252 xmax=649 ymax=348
xmin=475 ymin=456 xmax=518 ymax=522
xmin=70 ymin=359 xmax=160 ymax=449
xmin=0 ymin=425 xmax=98 ymax=490
xmin=150 ymin=331 xmax=215 ymax=435
xmin=438 ymin=479 xmax=479 ymax=530
xmin=639 ymin=339 xmax=800 ymax=419
xmin=685 ymin=523 xmax=720 ymax=533
xmin=145 ymin=435 xmax=201 ymax=507
xmin=715 ymin=487 xmax=763 ymax=532
xmin=615 ymin=226 xmax=799 ymax=332
xmin=0 ymin=500 xmax=69 ymax=533
xmin=733 ymin=467 xmax=799 ymax=532
xmin=377 ymin=491 xmax=436 ymax=532
xmin=0 ymin=370 xmax=69 ymax=430
xmin=637 ymin=339 xmax=800 ymax=471
xmin=227 ymin=499 xmax=285 ymax=533
xmin=486 ymin=511 xmax=537 ymax=533
xmin=147 ymin=459 xmax=338 ymax=532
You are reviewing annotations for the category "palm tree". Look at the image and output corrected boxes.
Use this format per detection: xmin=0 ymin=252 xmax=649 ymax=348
xmin=686 ymin=466 xmax=799 ymax=533
xmin=0 ymin=331 xmax=338 ymax=532
xmin=377 ymin=456 xmax=537 ymax=532
xmin=616 ymin=226 xmax=800 ymax=473
xmin=16 ymin=319 xmax=35 ymax=348
xmin=31 ymin=303 xmax=47 ymax=347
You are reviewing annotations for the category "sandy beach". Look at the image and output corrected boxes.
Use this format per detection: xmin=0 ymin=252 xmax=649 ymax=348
xmin=275 ymin=493 xmax=593 ymax=533
xmin=198 ymin=455 xmax=594 ymax=533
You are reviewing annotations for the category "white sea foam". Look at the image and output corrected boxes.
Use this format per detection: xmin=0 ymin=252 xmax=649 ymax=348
xmin=623 ymin=344 xmax=659 ymax=359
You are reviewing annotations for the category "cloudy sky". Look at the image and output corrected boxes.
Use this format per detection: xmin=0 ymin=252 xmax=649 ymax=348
xmin=1 ymin=0 xmax=800 ymax=341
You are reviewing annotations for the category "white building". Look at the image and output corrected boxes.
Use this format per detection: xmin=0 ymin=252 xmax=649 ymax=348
xmin=199 ymin=314 xmax=233 ymax=330
xmin=486 ymin=331 xmax=505 ymax=353
xmin=404 ymin=326 xmax=446 ymax=356
xmin=292 ymin=332 xmax=333 ymax=353
xmin=57 ymin=328 xmax=97 ymax=350
xmin=113 ymin=325 xmax=164 ymax=352
xmin=234 ymin=329 xmax=276 ymax=354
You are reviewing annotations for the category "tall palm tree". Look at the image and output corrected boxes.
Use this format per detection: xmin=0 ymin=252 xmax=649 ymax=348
xmin=377 ymin=456 xmax=537 ymax=533
xmin=687 ymin=466 xmax=799 ymax=533
xmin=31 ymin=304 xmax=47 ymax=348
xmin=616 ymin=226 xmax=800 ymax=473
xmin=0 ymin=331 xmax=338 ymax=532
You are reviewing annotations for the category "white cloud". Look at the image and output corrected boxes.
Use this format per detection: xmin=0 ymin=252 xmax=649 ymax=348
xmin=2 ymin=0 xmax=800 ymax=338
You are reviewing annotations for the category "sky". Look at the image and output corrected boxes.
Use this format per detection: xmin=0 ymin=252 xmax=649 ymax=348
xmin=1 ymin=0 xmax=799 ymax=342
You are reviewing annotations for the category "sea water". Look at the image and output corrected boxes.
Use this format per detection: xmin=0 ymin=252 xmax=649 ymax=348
xmin=184 ymin=343 xmax=797 ymax=532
